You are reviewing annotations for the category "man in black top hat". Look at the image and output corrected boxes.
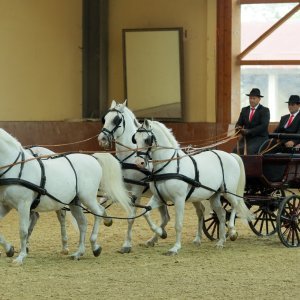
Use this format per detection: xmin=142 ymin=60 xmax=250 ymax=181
xmin=233 ymin=88 xmax=270 ymax=155
xmin=272 ymin=95 xmax=300 ymax=152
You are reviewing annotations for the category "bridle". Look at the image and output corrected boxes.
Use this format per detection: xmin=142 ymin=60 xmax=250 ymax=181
xmin=132 ymin=126 xmax=157 ymax=166
xmin=101 ymin=108 xmax=126 ymax=147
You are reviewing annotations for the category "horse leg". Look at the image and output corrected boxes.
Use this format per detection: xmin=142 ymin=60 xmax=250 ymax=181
xmin=0 ymin=204 xmax=14 ymax=257
xmin=142 ymin=196 xmax=168 ymax=240
xmin=88 ymin=204 xmax=105 ymax=257
xmin=13 ymin=204 xmax=31 ymax=265
xmin=68 ymin=204 xmax=87 ymax=260
xmin=55 ymin=209 xmax=69 ymax=254
xmin=165 ymin=198 xmax=185 ymax=256
xmin=210 ymin=195 xmax=226 ymax=249
xmin=100 ymin=203 xmax=113 ymax=227
xmin=26 ymin=211 xmax=40 ymax=253
xmin=227 ymin=208 xmax=238 ymax=241
xmin=192 ymin=201 xmax=205 ymax=246
xmin=119 ymin=205 xmax=137 ymax=254
xmin=145 ymin=204 xmax=170 ymax=247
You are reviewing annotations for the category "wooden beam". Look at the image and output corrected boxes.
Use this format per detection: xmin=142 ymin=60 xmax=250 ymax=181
xmin=238 ymin=3 xmax=300 ymax=60
xmin=216 ymin=0 xmax=232 ymax=125
xmin=240 ymin=60 xmax=300 ymax=65
xmin=241 ymin=0 xmax=300 ymax=4
xmin=82 ymin=0 xmax=108 ymax=119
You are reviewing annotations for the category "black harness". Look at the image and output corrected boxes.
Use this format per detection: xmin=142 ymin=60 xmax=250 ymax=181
xmin=134 ymin=127 xmax=227 ymax=206
xmin=0 ymin=150 xmax=79 ymax=210
xmin=102 ymin=108 xmax=151 ymax=192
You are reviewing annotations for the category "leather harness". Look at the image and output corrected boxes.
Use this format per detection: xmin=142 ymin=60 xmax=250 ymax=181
xmin=0 ymin=150 xmax=79 ymax=210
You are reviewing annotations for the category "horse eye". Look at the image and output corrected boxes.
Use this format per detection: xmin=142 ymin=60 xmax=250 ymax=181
xmin=113 ymin=115 xmax=121 ymax=126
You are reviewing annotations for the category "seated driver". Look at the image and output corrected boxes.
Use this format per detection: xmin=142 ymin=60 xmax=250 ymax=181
xmin=272 ymin=95 xmax=300 ymax=153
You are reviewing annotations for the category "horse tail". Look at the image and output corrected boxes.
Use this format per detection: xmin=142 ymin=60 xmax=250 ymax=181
xmin=230 ymin=153 xmax=255 ymax=222
xmin=93 ymin=153 xmax=133 ymax=215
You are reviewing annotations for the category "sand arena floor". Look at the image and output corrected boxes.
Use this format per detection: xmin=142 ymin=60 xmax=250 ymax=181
xmin=0 ymin=199 xmax=299 ymax=300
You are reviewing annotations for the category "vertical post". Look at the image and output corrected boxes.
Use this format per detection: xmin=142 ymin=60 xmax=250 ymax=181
xmin=82 ymin=0 xmax=108 ymax=119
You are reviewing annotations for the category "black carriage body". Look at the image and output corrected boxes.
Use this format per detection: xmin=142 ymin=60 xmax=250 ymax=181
xmin=241 ymin=152 xmax=300 ymax=247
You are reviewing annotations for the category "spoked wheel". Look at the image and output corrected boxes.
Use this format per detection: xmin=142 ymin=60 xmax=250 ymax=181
xmin=277 ymin=195 xmax=300 ymax=248
xmin=248 ymin=189 xmax=284 ymax=236
xmin=203 ymin=198 xmax=232 ymax=241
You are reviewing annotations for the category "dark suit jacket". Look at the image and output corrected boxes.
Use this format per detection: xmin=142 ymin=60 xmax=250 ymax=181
xmin=274 ymin=112 xmax=300 ymax=145
xmin=234 ymin=104 xmax=270 ymax=154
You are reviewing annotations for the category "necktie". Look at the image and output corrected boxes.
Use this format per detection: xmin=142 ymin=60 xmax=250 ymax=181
xmin=286 ymin=114 xmax=294 ymax=127
xmin=249 ymin=108 xmax=255 ymax=121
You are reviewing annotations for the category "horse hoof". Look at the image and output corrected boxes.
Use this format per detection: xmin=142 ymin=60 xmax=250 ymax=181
xmin=104 ymin=219 xmax=113 ymax=227
xmin=160 ymin=229 xmax=167 ymax=239
xmin=117 ymin=247 xmax=131 ymax=254
xmin=61 ymin=248 xmax=69 ymax=255
xmin=193 ymin=240 xmax=201 ymax=247
xmin=26 ymin=247 xmax=29 ymax=254
xmin=215 ymin=243 xmax=224 ymax=249
xmin=6 ymin=246 xmax=15 ymax=257
xmin=145 ymin=241 xmax=155 ymax=247
xmin=163 ymin=251 xmax=177 ymax=256
xmin=230 ymin=232 xmax=238 ymax=241
xmin=93 ymin=246 xmax=102 ymax=257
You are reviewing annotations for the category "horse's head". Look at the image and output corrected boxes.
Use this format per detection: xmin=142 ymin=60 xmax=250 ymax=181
xmin=98 ymin=100 xmax=127 ymax=148
xmin=132 ymin=119 xmax=156 ymax=168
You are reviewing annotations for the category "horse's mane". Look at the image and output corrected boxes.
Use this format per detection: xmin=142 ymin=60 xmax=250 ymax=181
xmin=151 ymin=121 xmax=179 ymax=148
xmin=0 ymin=128 xmax=22 ymax=149
xmin=123 ymin=106 xmax=137 ymax=122
xmin=115 ymin=102 xmax=140 ymax=126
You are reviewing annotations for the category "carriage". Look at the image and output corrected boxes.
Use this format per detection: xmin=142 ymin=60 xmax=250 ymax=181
xmin=203 ymin=133 xmax=300 ymax=248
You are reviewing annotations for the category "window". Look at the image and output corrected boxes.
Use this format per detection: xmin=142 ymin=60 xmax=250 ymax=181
xmin=240 ymin=2 xmax=300 ymax=121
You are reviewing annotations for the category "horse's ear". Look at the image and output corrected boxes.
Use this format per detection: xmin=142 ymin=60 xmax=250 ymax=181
xmin=134 ymin=118 xmax=141 ymax=128
xmin=144 ymin=119 xmax=151 ymax=129
xmin=111 ymin=100 xmax=117 ymax=108
xmin=119 ymin=100 xmax=127 ymax=112
xmin=123 ymin=99 xmax=128 ymax=107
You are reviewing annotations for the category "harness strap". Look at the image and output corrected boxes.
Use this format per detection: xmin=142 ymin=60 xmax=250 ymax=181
xmin=0 ymin=178 xmax=47 ymax=195
xmin=63 ymin=155 xmax=79 ymax=204
xmin=0 ymin=151 xmax=22 ymax=177
xmin=152 ymin=150 xmax=177 ymax=206
xmin=0 ymin=152 xmax=80 ymax=209
xmin=210 ymin=150 xmax=227 ymax=193
xmin=30 ymin=156 xmax=47 ymax=209
xmin=184 ymin=154 xmax=199 ymax=201
xmin=145 ymin=173 xmax=218 ymax=193
xmin=119 ymin=161 xmax=150 ymax=193
xmin=18 ymin=151 xmax=25 ymax=179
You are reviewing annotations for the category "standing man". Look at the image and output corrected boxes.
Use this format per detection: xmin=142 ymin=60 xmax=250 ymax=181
xmin=272 ymin=95 xmax=300 ymax=152
xmin=233 ymin=88 xmax=270 ymax=155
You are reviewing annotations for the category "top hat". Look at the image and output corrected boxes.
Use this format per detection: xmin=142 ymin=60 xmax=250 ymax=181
xmin=286 ymin=95 xmax=300 ymax=104
xmin=246 ymin=88 xmax=264 ymax=98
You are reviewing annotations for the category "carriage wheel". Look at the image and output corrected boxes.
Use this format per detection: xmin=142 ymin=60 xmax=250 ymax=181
xmin=202 ymin=198 xmax=232 ymax=241
xmin=248 ymin=189 xmax=284 ymax=237
xmin=277 ymin=195 xmax=300 ymax=248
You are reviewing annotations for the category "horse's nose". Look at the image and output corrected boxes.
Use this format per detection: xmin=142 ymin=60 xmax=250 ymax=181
xmin=98 ymin=134 xmax=107 ymax=146
xmin=135 ymin=157 xmax=145 ymax=169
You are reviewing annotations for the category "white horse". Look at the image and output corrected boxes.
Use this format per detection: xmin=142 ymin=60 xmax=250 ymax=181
xmin=0 ymin=128 xmax=133 ymax=264
xmin=98 ymin=100 xmax=170 ymax=253
xmin=24 ymin=146 xmax=114 ymax=255
xmin=133 ymin=119 xmax=254 ymax=255
xmin=25 ymin=146 xmax=70 ymax=255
